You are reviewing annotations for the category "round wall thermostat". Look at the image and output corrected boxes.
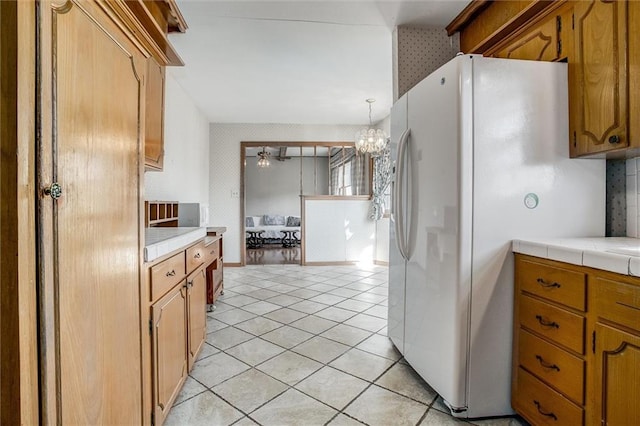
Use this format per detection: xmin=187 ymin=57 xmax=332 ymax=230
xmin=524 ymin=193 xmax=539 ymax=209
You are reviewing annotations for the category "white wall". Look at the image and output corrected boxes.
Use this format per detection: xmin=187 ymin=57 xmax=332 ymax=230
xmin=145 ymin=70 xmax=210 ymax=206
xmin=246 ymin=157 xmax=328 ymax=218
xmin=304 ymin=198 xmax=376 ymax=264
xmin=209 ymin=123 xmax=363 ymax=263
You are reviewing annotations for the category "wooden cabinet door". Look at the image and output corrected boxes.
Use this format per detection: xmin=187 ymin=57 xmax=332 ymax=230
xmin=494 ymin=15 xmax=559 ymax=61
xmin=570 ymin=0 xmax=628 ymax=157
xmin=593 ymin=323 xmax=640 ymax=426
xmin=187 ymin=266 xmax=207 ymax=370
xmin=145 ymin=57 xmax=165 ymax=170
xmin=40 ymin=1 xmax=145 ymax=423
xmin=152 ymin=282 xmax=188 ymax=426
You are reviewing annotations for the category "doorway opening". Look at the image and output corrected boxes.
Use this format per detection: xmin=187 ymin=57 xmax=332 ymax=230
xmin=241 ymin=142 xmax=371 ymax=265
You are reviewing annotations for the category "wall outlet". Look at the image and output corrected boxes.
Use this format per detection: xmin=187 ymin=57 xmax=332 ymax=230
xmin=231 ymin=189 xmax=240 ymax=198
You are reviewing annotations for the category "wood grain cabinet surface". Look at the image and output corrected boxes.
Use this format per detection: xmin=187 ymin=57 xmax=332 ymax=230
xmin=491 ymin=13 xmax=560 ymax=61
xmin=152 ymin=281 xmax=188 ymax=426
xmin=590 ymin=277 xmax=640 ymax=426
xmin=38 ymin=1 xmax=150 ymax=423
xmin=145 ymin=237 xmax=220 ymax=425
xmin=452 ymin=0 xmax=640 ymax=158
xmin=513 ymin=254 xmax=640 ymax=426
xmin=570 ymin=0 xmax=628 ymax=157
xmin=145 ymin=57 xmax=166 ymax=170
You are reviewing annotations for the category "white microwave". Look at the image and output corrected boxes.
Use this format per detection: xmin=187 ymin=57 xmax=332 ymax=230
xmin=178 ymin=203 xmax=209 ymax=227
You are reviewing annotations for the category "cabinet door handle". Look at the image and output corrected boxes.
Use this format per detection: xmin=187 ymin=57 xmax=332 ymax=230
xmin=608 ymin=135 xmax=620 ymax=144
xmin=535 ymin=315 xmax=559 ymax=328
xmin=535 ymin=355 xmax=560 ymax=371
xmin=533 ymin=400 xmax=557 ymax=420
xmin=194 ymin=253 xmax=201 ymax=259
xmin=166 ymin=270 xmax=176 ymax=277
xmin=536 ymin=278 xmax=561 ymax=288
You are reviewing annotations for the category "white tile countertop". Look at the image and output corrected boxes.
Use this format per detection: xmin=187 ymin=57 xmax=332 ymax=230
xmin=144 ymin=227 xmax=207 ymax=262
xmin=512 ymin=237 xmax=640 ymax=276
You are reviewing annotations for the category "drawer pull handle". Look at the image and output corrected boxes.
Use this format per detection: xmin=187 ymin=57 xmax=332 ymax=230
xmin=165 ymin=270 xmax=176 ymax=277
xmin=535 ymin=355 xmax=560 ymax=371
xmin=535 ymin=315 xmax=559 ymax=328
xmin=194 ymin=253 xmax=201 ymax=259
xmin=536 ymin=278 xmax=561 ymax=288
xmin=533 ymin=400 xmax=557 ymax=420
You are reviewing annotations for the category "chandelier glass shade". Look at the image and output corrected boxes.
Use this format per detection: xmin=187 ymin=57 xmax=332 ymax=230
xmin=257 ymin=149 xmax=270 ymax=168
xmin=355 ymin=128 xmax=386 ymax=154
xmin=355 ymin=99 xmax=386 ymax=156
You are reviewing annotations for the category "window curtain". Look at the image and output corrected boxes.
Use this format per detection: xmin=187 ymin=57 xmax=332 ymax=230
xmin=351 ymin=153 xmax=364 ymax=195
xmin=329 ymin=147 xmax=366 ymax=195
xmin=369 ymin=144 xmax=391 ymax=220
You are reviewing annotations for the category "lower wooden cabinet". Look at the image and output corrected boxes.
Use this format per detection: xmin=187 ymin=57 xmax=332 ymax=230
xmin=187 ymin=266 xmax=207 ymax=370
xmin=593 ymin=323 xmax=640 ymax=426
xmin=152 ymin=282 xmax=188 ymax=426
xmin=146 ymin=239 xmax=211 ymax=425
xmin=513 ymin=254 xmax=640 ymax=426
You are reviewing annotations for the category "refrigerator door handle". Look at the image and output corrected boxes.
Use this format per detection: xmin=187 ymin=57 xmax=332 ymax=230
xmin=394 ymin=128 xmax=411 ymax=261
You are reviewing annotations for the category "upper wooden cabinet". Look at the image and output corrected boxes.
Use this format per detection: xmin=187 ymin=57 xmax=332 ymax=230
xmin=491 ymin=13 xmax=561 ymax=61
xmin=120 ymin=1 xmax=188 ymax=171
xmin=570 ymin=0 xmax=628 ymax=157
xmin=145 ymin=58 xmax=166 ymax=170
xmin=450 ymin=0 xmax=639 ymax=158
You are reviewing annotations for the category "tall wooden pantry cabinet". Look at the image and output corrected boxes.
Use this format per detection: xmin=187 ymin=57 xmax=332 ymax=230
xmin=0 ymin=0 xmax=186 ymax=424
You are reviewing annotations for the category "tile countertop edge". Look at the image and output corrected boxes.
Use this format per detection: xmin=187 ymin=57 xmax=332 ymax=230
xmin=512 ymin=238 xmax=640 ymax=277
xmin=144 ymin=227 xmax=207 ymax=262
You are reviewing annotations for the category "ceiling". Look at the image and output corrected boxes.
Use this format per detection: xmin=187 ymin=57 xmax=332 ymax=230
xmin=169 ymin=1 xmax=469 ymax=125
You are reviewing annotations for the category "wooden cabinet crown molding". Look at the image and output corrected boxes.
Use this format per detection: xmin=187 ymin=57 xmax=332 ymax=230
xmin=102 ymin=0 xmax=185 ymax=66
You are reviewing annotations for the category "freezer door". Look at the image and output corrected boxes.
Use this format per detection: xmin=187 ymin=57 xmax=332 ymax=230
xmin=403 ymin=56 xmax=472 ymax=411
xmin=388 ymin=94 xmax=408 ymax=354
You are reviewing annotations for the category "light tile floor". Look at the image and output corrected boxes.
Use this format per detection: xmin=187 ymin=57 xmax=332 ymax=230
xmin=166 ymin=264 xmax=529 ymax=426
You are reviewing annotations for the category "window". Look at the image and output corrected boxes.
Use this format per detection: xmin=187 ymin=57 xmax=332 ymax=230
xmin=329 ymin=147 xmax=368 ymax=196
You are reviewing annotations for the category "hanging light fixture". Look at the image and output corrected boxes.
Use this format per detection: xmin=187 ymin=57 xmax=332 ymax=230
xmin=355 ymin=98 xmax=386 ymax=156
xmin=257 ymin=147 xmax=271 ymax=168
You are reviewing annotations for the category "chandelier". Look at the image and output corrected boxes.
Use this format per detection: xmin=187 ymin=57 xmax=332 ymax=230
xmin=355 ymin=98 xmax=386 ymax=156
xmin=257 ymin=147 xmax=270 ymax=168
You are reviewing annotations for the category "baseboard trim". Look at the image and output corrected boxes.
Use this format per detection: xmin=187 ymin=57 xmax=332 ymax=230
xmin=374 ymin=260 xmax=389 ymax=266
xmin=303 ymin=261 xmax=357 ymax=266
xmin=223 ymin=262 xmax=242 ymax=267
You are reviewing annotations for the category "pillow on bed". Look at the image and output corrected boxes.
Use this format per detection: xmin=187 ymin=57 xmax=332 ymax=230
xmin=263 ymin=214 xmax=285 ymax=226
xmin=286 ymin=216 xmax=300 ymax=227
xmin=245 ymin=217 xmax=254 ymax=227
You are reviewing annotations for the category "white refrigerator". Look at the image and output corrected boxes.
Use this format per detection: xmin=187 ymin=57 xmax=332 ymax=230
xmin=388 ymin=55 xmax=605 ymax=418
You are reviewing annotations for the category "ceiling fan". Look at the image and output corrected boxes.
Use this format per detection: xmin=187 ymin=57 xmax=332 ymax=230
xmin=275 ymin=146 xmax=291 ymax=162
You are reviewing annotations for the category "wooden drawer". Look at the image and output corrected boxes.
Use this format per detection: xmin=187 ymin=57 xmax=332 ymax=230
xmin=592 ymin=277 xmax=640 ymax=332
xmin=518 ymin=328 xmax=585 ymax=404
xmin=204 ymin=241 xmax=219 ymax=265
xmin=186 ymin=240 xmax=205 ymax=274
xmin=514 ymin=367 xmax=583 ymax=426
xmin=151 ymin=252 xmax=186 ymax=301
xmin=520 ymin=294 xmax=585 ymax=354
xmin=518 ymin=259 xmax=586 ymax=311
